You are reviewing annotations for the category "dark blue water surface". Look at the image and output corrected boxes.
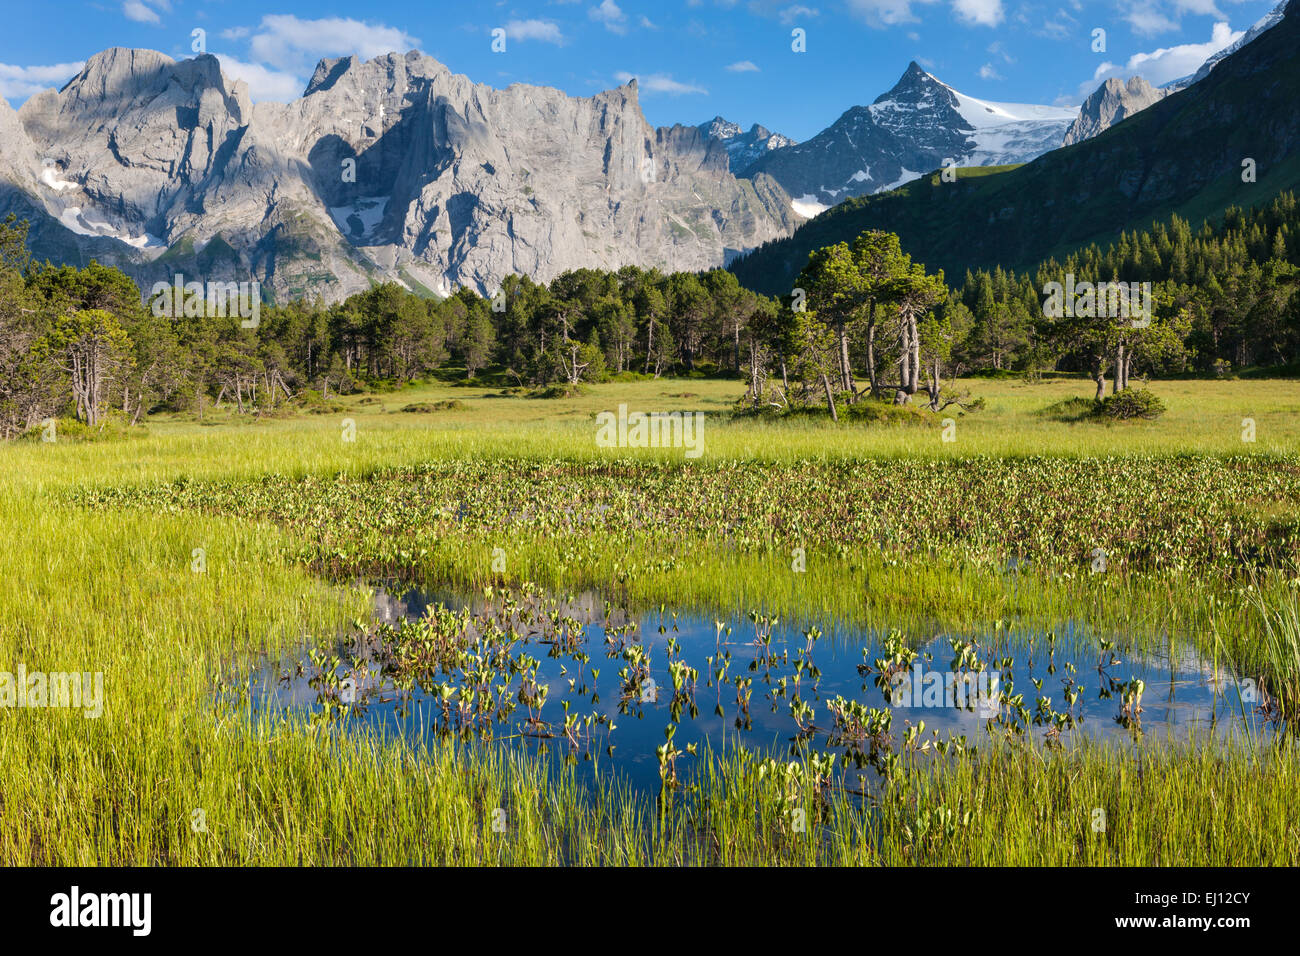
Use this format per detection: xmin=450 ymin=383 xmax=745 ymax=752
xmin=244 ymin=583 xmax=1277 ymax=795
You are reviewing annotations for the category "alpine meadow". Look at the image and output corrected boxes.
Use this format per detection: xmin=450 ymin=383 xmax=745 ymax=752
xmin=1 ymin=0 xmax=1299 ymax=913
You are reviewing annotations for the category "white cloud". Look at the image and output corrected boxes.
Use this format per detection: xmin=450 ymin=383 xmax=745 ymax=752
xmin=987 ymin=40 xmax=1015 ymax=63
xmin=1167 ymin=0 xmax=1226 ymax=18
xmin=778 ymin=4 xmax=819 ymax=24
xmin=190 ymin=16 xmax=423 ymax=103
xmin=978 ymin=62 xmax=1002 ymax=79
xmin=614 ymin=71 xmax=707 ymax=95
xmin=214 ymin=55 xmax=304 ymax=102
xmin=589 ymin=0 xmax=629 ymax=34
xmin=504 ymin=19 xmax=566 ymax=44
xmin=726 ymin=60 xmax=760 ymax=72
xmin=1123 ymin=2 xmax=1180 ymax=34
xmin=1118 ymin=0 xmax=1228 ymax=35
xmin=744 ymin=0 xmax=818 ymax=21
xmin=247 ymin=15 xmax=420 ymax=73
xmin=847 ymin=0 xmax=941 ymax=27
xmin=1081 ymin=20 xmax=1242 ymax=95
xmin=953 ymin=0 xmax=1004 ymax=27
xmin=1038 ymin=10 xmax=1076 ymax=39
xmin=0 ymin=61 xmax=83 ymax=100
xmin=122 ymin=0 xmax=161 ymax=25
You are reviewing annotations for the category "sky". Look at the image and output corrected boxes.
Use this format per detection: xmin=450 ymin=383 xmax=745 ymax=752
xmin=0 ymin=0 xmax=1283 ymax=142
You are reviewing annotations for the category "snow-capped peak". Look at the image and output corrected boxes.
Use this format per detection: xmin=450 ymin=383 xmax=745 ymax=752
xmin=746 ymin=60 xmax=1079 ymax=213
xmin=905 ymin=68 xmax=1078 ymax=129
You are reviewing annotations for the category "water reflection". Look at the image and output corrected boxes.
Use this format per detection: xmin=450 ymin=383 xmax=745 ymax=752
xmin=244 ymin=583 xmax=1279 ymax=794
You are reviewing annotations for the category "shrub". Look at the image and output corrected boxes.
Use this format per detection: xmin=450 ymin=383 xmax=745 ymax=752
xmin=528 ymin=383 xmax=589 ymax=400
xmin=1095 ymin=388 xmax=1165 ymax=421
xmin=1041 ymin=397 xmax=1096 ymax=422
xmin=20 ymin=414 xmax=136 ymax=442
xmin=734 ymin=393 xmax=933 ymax=425
xmin=399 ymin=400 xmax=465 ymax=413
xmin=293 ymin=390 xmax=348 ymax=414
xmin=606 ymin=370 xmax=655 ymax=383
xmin=839 ymin=398 xmax=932 ymax=424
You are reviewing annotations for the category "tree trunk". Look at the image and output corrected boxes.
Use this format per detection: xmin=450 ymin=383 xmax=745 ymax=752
xmin=908 ymin=315 xmax=920 ymax=395
xmin=893 ymin=312 xmax=921 ymax=404
xmin=866 ymin=311 xmax=879 ymax=399
xmin=1113 ymin=343 xmax=1126 ymax=393
xmin=820 ymin=372 xmax=839 ymax=422
xmin=926 ymin=358 xmax=942 ymax=410
xmin=837 ymin=321 xmax=854 ymax=397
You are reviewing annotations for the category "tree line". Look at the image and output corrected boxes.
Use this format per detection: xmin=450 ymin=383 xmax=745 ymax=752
xmin=1 ymin=192 xmax=1298 ymax=436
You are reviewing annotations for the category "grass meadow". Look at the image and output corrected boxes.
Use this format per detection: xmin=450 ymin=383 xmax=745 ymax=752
xmin=3 ymin=374 xmax=1300 ymax=865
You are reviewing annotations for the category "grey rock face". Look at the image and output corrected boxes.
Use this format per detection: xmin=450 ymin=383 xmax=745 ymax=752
xmin=0 ymin=48 xmax=799 ymax=303
xmin=744 ymin=62 xmax=1076 ymax=210
xmin=1063 ymin=76 xmax=1168 ymax=146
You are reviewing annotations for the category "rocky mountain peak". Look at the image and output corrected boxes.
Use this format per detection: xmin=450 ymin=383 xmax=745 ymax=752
xmin=700 ymin=116 xmax=744 ymax=140
xmin=21 ymin=47 xmax=251 ymax=137
xmin=1064 ymin=74 xmax=1167 ymax=146
xmin=305 ymin=56 xmax=360 ymax=96
xmin=873 ymin=61 xmax=957 ymax=113
xmin=697 ymin=117 xmax=797 ymax=177
xmin=66 ymin=47 xmax=175 ymax=97
xmin=746 ymin=63 xmax=1074 ymax=209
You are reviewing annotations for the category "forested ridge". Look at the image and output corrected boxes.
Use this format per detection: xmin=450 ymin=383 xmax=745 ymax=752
xmin=1 ymin=191 xmax=1298 ymax=437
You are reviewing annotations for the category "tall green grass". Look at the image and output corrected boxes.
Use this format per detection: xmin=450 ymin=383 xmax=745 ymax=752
xmin=1243 ymin=583 xmax=1300 ymax=715
xmin=2 ymin=376 xmax=1299 ymax=865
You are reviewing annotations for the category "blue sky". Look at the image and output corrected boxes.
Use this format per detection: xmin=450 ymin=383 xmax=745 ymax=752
xmin=0 ymin=0 xmax=1282 ymax=141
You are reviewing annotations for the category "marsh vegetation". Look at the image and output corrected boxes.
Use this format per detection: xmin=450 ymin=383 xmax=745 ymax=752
xmin=4 ymin=375 xmax=1300 ymax=865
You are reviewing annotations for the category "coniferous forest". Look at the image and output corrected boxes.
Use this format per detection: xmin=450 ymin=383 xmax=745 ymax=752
xmin=4 ymin=194 xmax=1298 ymax=437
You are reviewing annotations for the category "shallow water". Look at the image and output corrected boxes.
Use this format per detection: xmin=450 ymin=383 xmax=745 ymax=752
xmin=245 ymin=583 xmax=1277 ymax=795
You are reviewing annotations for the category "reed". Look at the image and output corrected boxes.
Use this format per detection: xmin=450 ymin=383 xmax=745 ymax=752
xmin=3 ymin=375 xmax=1298 ymax=865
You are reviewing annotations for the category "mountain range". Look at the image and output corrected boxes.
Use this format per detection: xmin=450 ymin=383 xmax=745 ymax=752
xmin=730 ymin=0 xmax=1300 ymax=295
xmin=738 ymin=63 xmax=1078 ymax=215
xmin=1059 ymin=0 xmax=1290 ymax=147
xmin=0 ymin=2 xmax=1293 ymax=306
xmin=0 ymin=50 xmax=798 ymax=303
